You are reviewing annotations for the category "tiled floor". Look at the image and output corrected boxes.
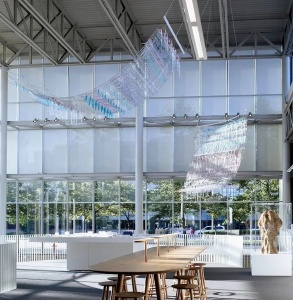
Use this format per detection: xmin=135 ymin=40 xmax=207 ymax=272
xmin=0 ymin=260 xmax=292 ymax=299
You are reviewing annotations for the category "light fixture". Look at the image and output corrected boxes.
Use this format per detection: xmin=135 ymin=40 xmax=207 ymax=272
xmin=195 ymin=113 xmax=199 ymax=118
xmin=248 ymin=112 xmax=252 ymax=117
xmin=44 ymin=118 xmax=49 ymax=122
xmin=180 ymin=0 xmax=207 ymax=60
xmin=224 ymin=113 xmax=228 ymax=119
xmin=33 ymin=118 xmax=38 ymax=123
xmin=237 ymin=113 xmax=240 ymax=117
xmin=172 ymin=114 xmax=176 ymax=119
xmin=82 ymin=116 xmax=87 ymax=121
xmin=104 ymin=116 xmax=108 ymax=121
xmin=54 ymin=118 xmax=58 ymax=122
xmin=184 ymin=114 xmax=188 ymax=118
xmin=93 ymin=117 xmax=96 ymax=121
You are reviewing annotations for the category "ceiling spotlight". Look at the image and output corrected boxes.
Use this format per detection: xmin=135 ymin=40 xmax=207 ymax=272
xmin=224 ymin=113 xmax=228 ymax=119
xmin=54 ymin=118 xmax=58 ymax=122
xmin=93 ymin=117 xmax=96 ymax=121
xmin=195 ymin=113 xmax=199 ymax=118
xmin=236 ymin=113 xmax=240 ymax=117
xmin=117 ymin=122 xmax=121 ymax=126
xmin=82 ymin=116 xmax=87 ymax=121
xmin=184 ymin=114 xmax=188 ymax=118
xmin=44 ymin=118 xmax=49 ymax=122
xmin=104 ymin=116 xmax=108 ymax=121
xmin=248 ymin=112 xmax=252 ymax=117
xmin=33 ymin=118 xmax=38 ymax=123
xmin=172 ymin=114 xmax=176 ymax=119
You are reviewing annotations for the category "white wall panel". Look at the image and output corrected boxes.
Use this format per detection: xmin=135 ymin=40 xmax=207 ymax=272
xmin=68 ymin=129 xmax=94 ymax=173
xmin=18 ymin=130 xmax=42 ymax=174
xmin=146 ymin=98 xmax=174 ymax=117
xmin=94 ymin=128 xmax=119 ymax=172
xmin=174 ymin=61 xmax=199 ymax=96
xmin=256 ymin=125 xmax=282 ymax=171
xmin=174 ymin=127 xmax=195 ymax=172
xmin=19 ymin=103 xmax=43 ymax=121
xmin=202 ymin=97 xmax=227 ymax=115
xmin=44 ymin=66 xmax=68 ymax=97
xmin=43 ymin=130 xmax=68 ymax=173
xmin=7 ymin=131 xmax=17 ymax=174
xmin=239 ymin=125 xmax=256 ymax=171
xmin=256 ymin=59 xmax=282 ymax=94
xmin=146 ymin=127 xmax=173 ymax=172
xmin=120 ymin=128 xmax=135 ymax=172
xmin=229 ymin=60 xmax=254 ymax=95
xmin=69 ymin=65 xmax=93 ymax=96
xmin=202 ymin=60 xmax=226 ymax=96
xmin=174 ymin=98 xmax=200 ymax=116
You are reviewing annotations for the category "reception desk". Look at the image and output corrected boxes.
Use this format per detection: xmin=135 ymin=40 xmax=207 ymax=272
xmin=29 ymin=234 xmax=145 ymax=270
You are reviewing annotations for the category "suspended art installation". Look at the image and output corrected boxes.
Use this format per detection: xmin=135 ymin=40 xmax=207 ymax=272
xmin=183 ymin=117 xmax=248 ymax=195
xmin=8 ymin=28 xmax=180 ymax=121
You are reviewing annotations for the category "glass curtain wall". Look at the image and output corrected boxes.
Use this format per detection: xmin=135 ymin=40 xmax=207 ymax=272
xmin=5 ymin=55 xmax=283 ymax=235
xmin=6 ymin=178 xmax=280 ymax=235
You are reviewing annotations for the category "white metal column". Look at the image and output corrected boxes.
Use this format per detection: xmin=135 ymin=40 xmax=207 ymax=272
xmin=0 ymin=69 xmax=8 ymax=235
xmin=135 ymin=104 xmax=144 ymax=234
xmin=282 ymin=56 xmax=291 ymax=203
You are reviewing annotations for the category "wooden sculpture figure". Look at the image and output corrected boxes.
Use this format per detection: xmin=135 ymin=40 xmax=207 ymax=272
xmin=258 ymin=210 xmax=282 ymax=254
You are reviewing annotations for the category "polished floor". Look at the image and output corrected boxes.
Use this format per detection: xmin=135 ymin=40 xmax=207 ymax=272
xmin=0 ymin=260 xmax=292 ymax=299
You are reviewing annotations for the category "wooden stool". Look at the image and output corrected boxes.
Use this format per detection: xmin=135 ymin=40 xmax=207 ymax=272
xmin=114 ymin=291 xmax=146 ymax=299
xmin=147 ymin=273 xmax=168 ymax=299
xmin=107 ymin=276 xmax=134 ymax=292
xmin=188 ymin=263 xmax=207 ymax=299
xmin=99 ymin=281 xmax=117 ymax=300
xmin=171 ymin=283 xmax=201 ymax=300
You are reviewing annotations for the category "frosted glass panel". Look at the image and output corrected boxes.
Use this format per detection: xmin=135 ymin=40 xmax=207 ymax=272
xmin=94 ymin=128 xmax=119 ymax=172
xmin=8 ymin=103 xmax=18 ymax=121
xmin=256 ymin=125 xmax=282 ymax=171
xmin=202 ymin=60 xmax=226 ymax=96
xmin=202 ymin=97 xmax=226 ymax=115
xmin=174 ymin=127 xmax=195 ymax=172
xmin=239 ymin=125 xmax=255 ymax=171
xmin=229 ymin=60 xmax=254 ymax=95
xmin=146 ymin=98 xmax=173 ymax=117
xmin=256 ymin=59 xmax=281 ymax=94
xmin=44 ymin=66 xmax=68 ymax=96
xmin=146 ymin=127 xmax=173 ymax=172
xmin=8 ymin=75 xmax=17 ymax=103
xmin=229 ymin=96 xmax=254 ymax=115
xmin=120 ymin=128 xmax=135 ymax=172
xmin=69 ymin=65 xmax=93 ymax=96
xmin=94 ymin=64 xmax=119 ymax=86
xmin=256 ymin=95 xmax=282 ymax=114
xmin=19 ymin=67 xmax=43 ymax=102
xmin=174 ymin=98 xmax=200 ymax=116
xmin=18 ymin=131 xmax=42 ymax=174
xmin=7 ymin=131 xmax=17 ymax=174
xmin=174 ymin=61 xmax=199 ymax=96
xmin=156 ymin=75 xmax=173 ymax=97
xmin=43 ymin=130 xmax=67 ymax=173
xmin=19 ymin=103 xmax=43 ymax=121
xmin=68 ymin=129 xmax=94 ymax=173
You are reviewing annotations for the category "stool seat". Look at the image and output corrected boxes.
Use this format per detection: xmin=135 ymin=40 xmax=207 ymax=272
xmin=114 ymin=291 xmax=146 ymax=299
xmin=172 ymin=283 xmax=201 ymax=300
xmin=99 ymin=281 xmax=117 ymax=300
xmin=107 ymin=276 xmax=131 ymax=281
xmin=172 ymin=283 xmax=200 ymax=289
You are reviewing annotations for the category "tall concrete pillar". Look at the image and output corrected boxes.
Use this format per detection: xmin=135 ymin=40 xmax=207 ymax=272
xmin=282 ymin=56 xmax=291 ymax=204
xmin=0 ymin=68 xmax=8 ymax=235
xmin=135 ymin=103 xmax=144 ymax=234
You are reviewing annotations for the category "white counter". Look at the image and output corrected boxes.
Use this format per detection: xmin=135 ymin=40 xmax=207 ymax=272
xmin=29 ymin=234 xmax=145 ymax=270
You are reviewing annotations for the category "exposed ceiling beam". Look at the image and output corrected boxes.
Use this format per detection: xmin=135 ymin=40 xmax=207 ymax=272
xmin=18 ymin=0 xmax=86 ymax=63
xmin=98 ymin=0 xmax=139 ymax=57
xmin=0 ymin=11 xmax=58 ymax=65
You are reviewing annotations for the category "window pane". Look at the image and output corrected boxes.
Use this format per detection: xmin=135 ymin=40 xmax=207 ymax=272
xmin=69 ymin=182 xmax=93 ymax=203
xmin=44 ymin=181 xmax=67 ymax=203
xmin=95 ymin=180 xmax=119 ymax=202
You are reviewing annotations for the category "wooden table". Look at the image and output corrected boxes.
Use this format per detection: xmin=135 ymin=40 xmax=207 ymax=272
xmin=89 ymin=245 xmax=206 ymax=300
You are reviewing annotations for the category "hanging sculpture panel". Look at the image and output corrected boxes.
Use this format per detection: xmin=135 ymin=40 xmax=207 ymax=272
xmin=7 ymin=28 xmax=180 ymax=122
xmin=183 ymin=117 xmax=248 ymax=195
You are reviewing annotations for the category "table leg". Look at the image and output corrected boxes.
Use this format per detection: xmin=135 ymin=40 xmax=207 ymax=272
xmin=116 ymin=274 xmax=124 ymax=293
xmin=154 ymin=273 xmax=162 ymax=300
